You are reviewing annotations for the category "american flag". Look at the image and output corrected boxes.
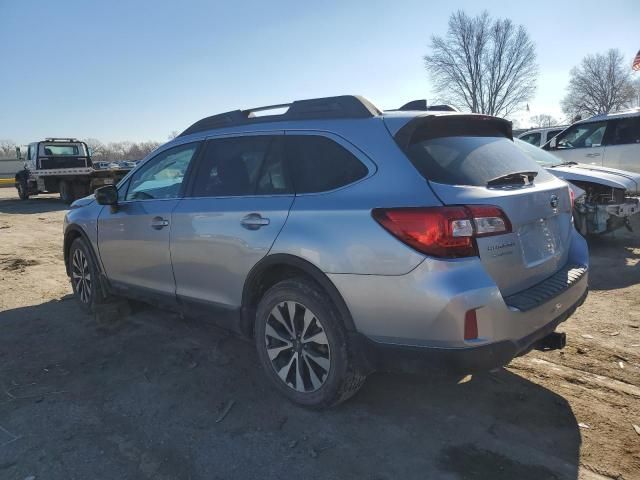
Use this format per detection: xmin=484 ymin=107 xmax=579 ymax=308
xmin=633 ymin=50 xmax=640 ymax=71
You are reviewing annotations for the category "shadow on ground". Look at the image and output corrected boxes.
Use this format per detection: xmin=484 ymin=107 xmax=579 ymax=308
xmin=0 ymin=298 xmax=580 ymax=479
xmin=587 ymin=225 xmax=640 ymax=291
xmin=0 ymin=192 xmax=67 ymax=215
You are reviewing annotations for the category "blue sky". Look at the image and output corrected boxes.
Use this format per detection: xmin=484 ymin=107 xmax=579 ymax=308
xmin=1 ymin=0 xmax=638 ymax=144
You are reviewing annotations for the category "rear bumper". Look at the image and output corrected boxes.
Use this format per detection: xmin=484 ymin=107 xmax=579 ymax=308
xmin=330 ymin=228 xmax=589 ymax=372
xmin=351 ymin=287 xmax=587 ymax=375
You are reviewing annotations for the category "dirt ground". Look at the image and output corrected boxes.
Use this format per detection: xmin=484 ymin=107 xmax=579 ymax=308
xmin=0 ymin=187 xmax=638 ymax=480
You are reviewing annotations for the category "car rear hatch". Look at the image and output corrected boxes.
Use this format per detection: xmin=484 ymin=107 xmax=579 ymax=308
xmin=392 ymin=114 xmax=574 ymax=296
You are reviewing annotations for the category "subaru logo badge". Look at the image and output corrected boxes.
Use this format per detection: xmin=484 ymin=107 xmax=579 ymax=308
xmin=550 ymin=194 xmax=559 ymax=209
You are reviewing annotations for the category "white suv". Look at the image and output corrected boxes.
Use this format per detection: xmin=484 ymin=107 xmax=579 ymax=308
xmin=543 ymin=109 xmax=640 ymax=173
xmin=518 ymin=126 xmax=566 ymax=147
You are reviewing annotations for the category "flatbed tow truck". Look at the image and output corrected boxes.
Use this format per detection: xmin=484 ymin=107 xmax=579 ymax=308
xmin=15 ymin=138 xmax=134 ymax=204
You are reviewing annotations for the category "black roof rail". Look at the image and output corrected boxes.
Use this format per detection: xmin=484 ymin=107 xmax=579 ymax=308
xmin=179 ymin=95 xmax=381 ymax=137
xmin=427 ymin=104 xmax=460 ymax=112
xmin=387 ymin=100 xmax=460 ymax=113
xmin=398 ymin=100 xmax=428 ymax=111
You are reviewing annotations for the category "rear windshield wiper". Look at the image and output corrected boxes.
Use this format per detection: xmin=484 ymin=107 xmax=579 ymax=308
xmin=549 ymin=161 xmax=578 ymax=168
xmin=487 ymin=171 xmax=538 ymax=187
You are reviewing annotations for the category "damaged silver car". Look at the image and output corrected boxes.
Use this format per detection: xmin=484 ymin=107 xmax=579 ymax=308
xmin=516 ymin=139 xmax=640 ymax=235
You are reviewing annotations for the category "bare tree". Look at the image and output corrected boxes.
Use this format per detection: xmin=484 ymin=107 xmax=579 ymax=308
xmin=138 ymin=141 xmax=160 ymax=157
xmin=83 ymin=138 xmax=107 ymax=160
xmin=561 ymin=49 xmax=636 ymax=119
xmin=82 ymin=139 xmax=161 ymax=161
xmin=168 ymin=130 xmax=179 ymax=140
xmin=424 ymin=10 xmax=537 ymax=117
xmin=0 ymin=139 xmax=17 ymax=158
xmin=529 ymin=114 xmax=558 ymax=128
xmin=631 ymin=77 xmax=640 ymax=108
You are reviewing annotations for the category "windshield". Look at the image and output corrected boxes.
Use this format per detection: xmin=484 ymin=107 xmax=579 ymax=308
xmin=514 ymin=138 xmax=561 ymax=166
xmin=40 ymin=143 xmax=87 ymax=156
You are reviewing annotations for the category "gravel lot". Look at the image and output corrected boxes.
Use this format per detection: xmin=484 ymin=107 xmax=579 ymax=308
xmin=0 ymin=187 xmax=638 ymax=480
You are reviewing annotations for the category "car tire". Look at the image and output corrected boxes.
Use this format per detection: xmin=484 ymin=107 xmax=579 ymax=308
xmin=68 ymin=238 xmax=106 ymax=314
xmin=60 ymin=180 xmax=75 ymax=204
xmin=17 ymin=176 xmax=29 ymax=200
xmin=254 ymin=277 xmax=366 ymax=408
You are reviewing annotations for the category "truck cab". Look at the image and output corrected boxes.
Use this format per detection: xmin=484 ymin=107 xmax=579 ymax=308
xmin=24 ymin=139 xmax=91 ymax=172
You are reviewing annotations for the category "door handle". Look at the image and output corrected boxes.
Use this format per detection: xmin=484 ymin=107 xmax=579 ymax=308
xmin=586 ymin=153 xmax=601 ymax=158
xmin=151 ymin=216 xmax=170 ymax=230
xmin=241 ymin=213 xmax=270 ymax=230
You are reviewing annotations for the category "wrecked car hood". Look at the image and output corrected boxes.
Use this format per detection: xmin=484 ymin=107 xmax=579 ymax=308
xmin=547 ymin=164 xmax=640 ymax=194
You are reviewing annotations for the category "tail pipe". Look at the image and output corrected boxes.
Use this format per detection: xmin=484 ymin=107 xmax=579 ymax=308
xmin=534 ymin=332 xmax=566 ymax=351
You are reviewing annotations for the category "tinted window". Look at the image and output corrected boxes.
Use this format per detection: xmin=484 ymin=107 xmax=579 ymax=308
xmin=256 ymin=137 xmax=291 ymax=194
xmin=406 ymin=136 xmax=553 ymax=186
xmin=610 ymin=117 xmax=640 ymax=146
xmin=42 ymin=144 xmax=82 ymax=156
xmin=126 ymin=143 xmax=198 ymax=201
xmin=286 ymin=136 xmax=368 ymax=193
xmin=117 ymin=178 xmax=130 ymax=201
xmin=192 ymin=136 xmax=291 ymax=197
xmin=555 ymin=122 xmax=606 ymax=149
xmin=519 ymin=132 xmax=541 ymax=146
xmin=545 ymin=129 xmax=562 ymax=142
xmin=514 ymin=138 xmax=558 ymax=167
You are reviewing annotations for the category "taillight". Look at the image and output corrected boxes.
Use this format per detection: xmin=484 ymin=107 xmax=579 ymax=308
xmin=466 ymin=205 xmax=512 ymax=237
xmin=372 ymin=205 xmax=511 ymax=258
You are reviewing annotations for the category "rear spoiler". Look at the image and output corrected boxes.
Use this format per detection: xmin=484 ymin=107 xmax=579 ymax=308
xmin=394 ymin=114 xmax=513 ymax=151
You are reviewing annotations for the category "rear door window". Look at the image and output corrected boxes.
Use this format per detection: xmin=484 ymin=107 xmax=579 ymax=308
xmin=609 ymin=117 xmax=640 ymax=145
xmin=286 ymin=135 xmax=368 ymax=193
xmin=406 ymin=136 xmax=553 ymax=187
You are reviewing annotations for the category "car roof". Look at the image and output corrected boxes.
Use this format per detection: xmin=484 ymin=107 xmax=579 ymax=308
xmin=577 ymin=108 xmax=640 ymax=124
xmin=518 ymin=126 xmax=568 ymax=135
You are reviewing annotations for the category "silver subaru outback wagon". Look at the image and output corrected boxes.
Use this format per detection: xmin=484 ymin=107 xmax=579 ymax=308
xmin=63 ymin=95 xmax=589 ymax=408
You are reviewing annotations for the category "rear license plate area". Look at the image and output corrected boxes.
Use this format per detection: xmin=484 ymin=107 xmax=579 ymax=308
xmin=518 ymin=216 xmax=561 ymax=267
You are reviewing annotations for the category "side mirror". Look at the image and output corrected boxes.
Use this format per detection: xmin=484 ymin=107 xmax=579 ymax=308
xmin=95 ymin=185 xmax=118 ymax=206
xmin=549 ymin=137 xmax=557 ymax=149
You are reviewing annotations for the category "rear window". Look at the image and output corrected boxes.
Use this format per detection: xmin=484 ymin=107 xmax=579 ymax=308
xmin=406 ymin=136 xmax=553 ymax=186
xmin=40 ymin=144 xmax=86 ymax=156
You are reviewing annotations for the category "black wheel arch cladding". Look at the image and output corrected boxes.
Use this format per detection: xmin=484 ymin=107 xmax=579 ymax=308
xmin=241 ymin=253 xmax=356 ymax=336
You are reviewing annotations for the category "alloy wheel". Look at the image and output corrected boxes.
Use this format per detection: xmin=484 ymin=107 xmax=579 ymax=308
xmin=71 ymin=249 xmax=92 ymax=304
xmin=264 ymin=301 xmax=331 ymax=392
